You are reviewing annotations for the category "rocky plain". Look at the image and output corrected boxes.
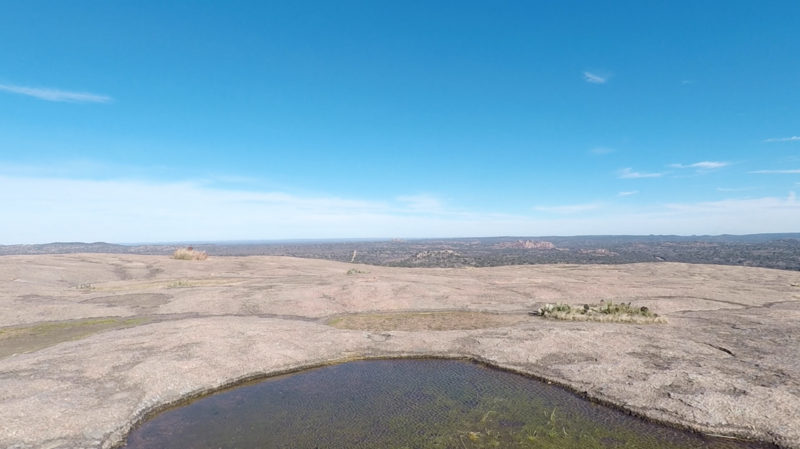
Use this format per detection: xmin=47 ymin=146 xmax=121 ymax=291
xmin=1 ymin=253 xmax=799 ymax=448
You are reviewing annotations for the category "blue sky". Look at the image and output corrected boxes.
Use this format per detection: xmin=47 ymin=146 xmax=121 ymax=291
xmin=1 ymin=1 xmax=799 ymax=244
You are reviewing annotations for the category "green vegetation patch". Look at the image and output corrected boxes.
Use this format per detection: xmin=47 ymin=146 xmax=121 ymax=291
xmin=533 ymin=301 xmax=667 ymax=324
xmin=0 ymin=316 xmax=153 ymax=359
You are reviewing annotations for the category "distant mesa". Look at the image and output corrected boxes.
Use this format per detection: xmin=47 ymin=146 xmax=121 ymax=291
xmin=493 ymin=240 xmax=556 ymax=250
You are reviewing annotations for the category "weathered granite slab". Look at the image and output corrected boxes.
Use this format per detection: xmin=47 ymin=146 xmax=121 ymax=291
xmin=1 ymin=255 xmax=798 ymax=448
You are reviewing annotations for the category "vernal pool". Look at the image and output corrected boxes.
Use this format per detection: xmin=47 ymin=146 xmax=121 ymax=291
xmin=123 ymin=359 xmax=775 ymax=449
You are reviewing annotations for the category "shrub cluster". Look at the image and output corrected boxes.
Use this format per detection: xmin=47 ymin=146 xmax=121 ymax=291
xmin=532 ymin=300 xmax=666 ymax=324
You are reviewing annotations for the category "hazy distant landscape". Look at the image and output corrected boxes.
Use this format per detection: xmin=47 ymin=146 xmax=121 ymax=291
xmin=4 ymin=233 xmax=799 ymax=271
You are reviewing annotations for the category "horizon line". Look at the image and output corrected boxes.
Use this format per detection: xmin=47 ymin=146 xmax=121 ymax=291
xmin=3 ymin=232 xmax=800 ymax=247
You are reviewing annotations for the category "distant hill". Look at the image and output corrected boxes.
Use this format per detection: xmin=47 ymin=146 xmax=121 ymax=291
xmin=2 ymin=233 xmax=799 ymax=271
xmin=0 ymin=242 xmax=175 ymax=256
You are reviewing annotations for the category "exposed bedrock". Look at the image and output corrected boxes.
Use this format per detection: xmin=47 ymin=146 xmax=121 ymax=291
xmin=0 ymin=254 xmax=798 ymax=448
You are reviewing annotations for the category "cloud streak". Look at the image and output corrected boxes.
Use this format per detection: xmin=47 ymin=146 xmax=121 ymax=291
xmin=618 ymin=168 xmax=663 ymax=179
xmin=717 ymin=187 xmax=759 ymax=192
xmin=764 ymin=136 xmax=800 ymax=142
xmin=583 ymin=72 xmax=607 ymax=84
xmin=749 ymin=169 xmax=800 ymax=174
xmin=665 ymin=192 xmax=797 ymax=212
xmin=535 ymin=203 xmax=601 ymax=214
xmin=618 ymin=191 xmax=638 ymax=196
xmin=396 ymin=194 xmax=443 ymax=213
xmin=0 ymin=84 xmax=112 ymax=103
xmin=670 ymin=161 xmax=729 ymax=169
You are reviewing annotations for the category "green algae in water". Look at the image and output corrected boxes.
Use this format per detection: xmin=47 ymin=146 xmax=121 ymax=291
xmin=124 ymin=359 xmax=774 ymax=449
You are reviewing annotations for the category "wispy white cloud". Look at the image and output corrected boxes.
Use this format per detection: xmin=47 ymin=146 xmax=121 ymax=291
xmin=717 ymin=187 xmax=759 ymax=192
xmin=583 ymin=72 xmax=608 ymax=84
xmin=202 ymin=174 xmax=261 ymax=185
xmin=618 ymin=191 xmax=638 ymax=196
xmin=670 ymin=161 xmax=729 ymax=170
xmin=749 ymin=169 xmax=800 ymax=174
xmin=591 ymin=147 xmax=615 ymax=155
xmin=665 ymin=192 xmax=797 ymax=212
xmin=396 ymin=194 xmax=443 ymax=213
xmin=764 ymin=136 xmax=800 ymax=143
xmin=0 ymin=84 xmax=112 ymax=103
xmin=535 ymin=203 xmax=601 ymax=214
xmin=618 ymin=168 xmax=664 ymax=179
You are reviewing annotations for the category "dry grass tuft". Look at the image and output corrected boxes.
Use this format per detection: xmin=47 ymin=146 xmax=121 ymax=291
xmin=172 ymin=248 xmax=208 ymax=261
xmin=532 ymin=300 xmax=667 ymax=324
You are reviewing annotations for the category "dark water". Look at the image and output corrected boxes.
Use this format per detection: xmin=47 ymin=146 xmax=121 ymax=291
xmin=124 ymin=359 xmax=774 ymax=449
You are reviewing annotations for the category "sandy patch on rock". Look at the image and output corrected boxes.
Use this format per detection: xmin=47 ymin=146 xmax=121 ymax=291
xmin=326 ymin=311 xmax=529 ymax=331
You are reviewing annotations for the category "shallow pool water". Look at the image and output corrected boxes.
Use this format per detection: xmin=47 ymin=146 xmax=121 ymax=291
xmin=123 ymin=359 xmax=774 ymax=449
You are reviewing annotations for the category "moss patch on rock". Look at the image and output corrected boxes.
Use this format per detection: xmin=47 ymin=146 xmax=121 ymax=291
xmin=0 ymin=317 xmax=153 ymax=359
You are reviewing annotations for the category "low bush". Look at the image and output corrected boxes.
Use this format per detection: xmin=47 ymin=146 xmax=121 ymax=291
xmin=531 ymin=300 xmax=666 ymax=324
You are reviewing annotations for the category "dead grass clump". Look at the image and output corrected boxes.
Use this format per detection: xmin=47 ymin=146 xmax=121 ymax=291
xmin=532 ymin=300 xmax=667 ymax=324
xmin=173 ymin=248 xmax=208 ymax=261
